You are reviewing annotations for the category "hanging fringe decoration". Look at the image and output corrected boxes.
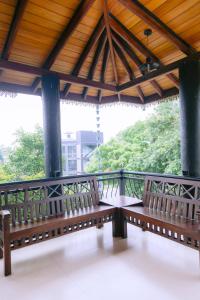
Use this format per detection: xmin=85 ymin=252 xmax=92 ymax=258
xmin=0 ymin=89 xmax=17 ymax=98
xmin=54 ymin=94 xmax=179 ymax=108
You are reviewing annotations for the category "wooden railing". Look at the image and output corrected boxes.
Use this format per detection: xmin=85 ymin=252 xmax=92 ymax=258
xmin=1 ymin=170 xmax=200 ymax=206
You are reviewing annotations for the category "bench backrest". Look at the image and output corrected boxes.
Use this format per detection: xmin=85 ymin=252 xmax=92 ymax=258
xmin=143 ymin=176 xmax=200 ymax=220
xmin=0 ymin=176 xmax=99 ymax=226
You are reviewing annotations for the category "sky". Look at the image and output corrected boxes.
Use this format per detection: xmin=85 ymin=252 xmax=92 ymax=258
xmin=0 ymin=93 xmax=154 ymax=146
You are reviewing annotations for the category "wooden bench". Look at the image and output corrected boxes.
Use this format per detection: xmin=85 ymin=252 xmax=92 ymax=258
xmin=0 ymin=176 xmax=115 ymax=276
xmin=122 ymin=176 xmax=200 ymax=250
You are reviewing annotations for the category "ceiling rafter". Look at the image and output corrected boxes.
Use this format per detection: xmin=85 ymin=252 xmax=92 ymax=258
xmin=112 ymin=34 xmax=149 ymax=101
xmin=150 ymin=80 xmax=163 ymax=97
xmin=110 ymin=15 xmax=179 ymax=91
xmin=113 ymin=39 xmax=134 ymax=80
xmin=31 ymin=0 xmax=95 ymax=93
xmin=118 ymin=0 xmax=196 ymax=56
xmin=82 ymin=30 xmax=107 ymax=100
xmin=112 ymin=30 xmax=142 ymax=68
xmin=63 ymin=16 xmax=105 ymax=98
xmin=101 ymin=0 xmax=120 ymax=101
xmin=1 ymin=0 xmax=28 ymax=60
xmin=98 ymin=41 xmax=110 ymax=102
xmin=167 ymin=73 xmax=180 ymax=88
xmin=0 ymin=59 xmax=116 ymax=92
xmin=136 ymin=86 xmax=145 ymax=103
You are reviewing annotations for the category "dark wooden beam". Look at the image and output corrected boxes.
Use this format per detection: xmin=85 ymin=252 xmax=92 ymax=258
xmin=1 ymin=0 xmax=28 ymax=60
xmin=110 ymin=13 xmax=159 ymax=62
xmin=118 ymin=0 xmax=196 ymax=56
xmin=44 ymin=0 xmax=95 ymax=69
xmin=113 ymin=40 xmax=133 ymax=80
xmin=118 ymin=53 xmax=200 ymax=91
xmin=98 ymin=41 xmax=110 ymax=102
xmin=0 ymin=82 xmax=178 ymax=105
xmin=63 ymin=16 xmax=105 ymax=97
xmin=82 ymin=30 xmax=107 ymax=100
xmin=150 ymin=79 xmax=163 ymax=97
xmin=101 ymin=94 xmax=141 ymax=104
xmin=31 ymin=0 xmax=95 ymax=92
xmin=0 ymin=59 xmax=116 ymax=92
xmin=136 ymin=86 xmax=145 ymax=103
xmin=101 ymin=0 xmax=120 ymax=101
xmin=110 ymin=14 xmax=179 ymax=89
xmin=112 ymin=30 xmax=143 ymax=69
xmin=167 ymin=73 xmax=180 ymax=88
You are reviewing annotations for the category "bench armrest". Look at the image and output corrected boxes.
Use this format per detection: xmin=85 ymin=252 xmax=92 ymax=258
xmin=0 ymin=210 xmax=10 ymax=233
xmin=0 ymin=210 xmax=10 ymax=218
xmin=196 ymin=210 xmax=200 ymax=221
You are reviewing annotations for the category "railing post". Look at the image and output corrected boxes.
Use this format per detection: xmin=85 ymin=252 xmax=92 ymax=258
xmin=119 ymin=169 xmax=125 ymax=196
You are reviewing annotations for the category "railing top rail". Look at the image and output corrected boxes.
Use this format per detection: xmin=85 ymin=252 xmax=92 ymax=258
xmin=0 ymin=171 xmax=121 ymax=189
xmin=123 ymin=170 xmax=200 ymax=181
xmin=1 ymin=169 xmax=200 ymax=189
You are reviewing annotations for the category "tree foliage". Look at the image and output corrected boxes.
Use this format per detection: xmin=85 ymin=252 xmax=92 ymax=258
xmin=3 ymin=126 xmax=45 ymax=181
xmin=86 ymin=101 xmax=181 ymax=175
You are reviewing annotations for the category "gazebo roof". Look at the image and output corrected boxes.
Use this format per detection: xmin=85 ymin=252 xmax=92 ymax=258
xmin=0 ymin=0 xmax=200 ymax=104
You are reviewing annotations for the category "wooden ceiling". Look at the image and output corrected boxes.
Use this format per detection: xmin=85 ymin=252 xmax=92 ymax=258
xmin=0 ymin=0 xmax=200 ymax=104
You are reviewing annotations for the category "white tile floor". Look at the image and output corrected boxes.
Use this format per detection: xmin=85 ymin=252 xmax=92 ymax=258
xmin=0 ymin=223 xmax=199 ymax=300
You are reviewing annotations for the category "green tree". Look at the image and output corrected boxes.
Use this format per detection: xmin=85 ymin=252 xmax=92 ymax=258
xmin=86 ymin=100 xmax=181 ymax=175
xmin=4 ymin=125 xmax=45 ymax=181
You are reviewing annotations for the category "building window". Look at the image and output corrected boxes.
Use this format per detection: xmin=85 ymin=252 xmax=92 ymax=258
xmin=68 ymin=145 xmax=76 ymax=158
xmin=68 ymin=160 xmax=77 ymax=172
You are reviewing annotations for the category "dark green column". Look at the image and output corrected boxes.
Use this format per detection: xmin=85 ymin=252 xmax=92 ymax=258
xmin=41 ymin=74 xmax=62 ymax=178
xmin=179 ymin=58 xmax=200 ymax=177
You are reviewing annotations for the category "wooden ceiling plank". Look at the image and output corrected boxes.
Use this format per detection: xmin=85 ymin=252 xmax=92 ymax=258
xmin=118 ymin=0 xmax=196 ymax=56
xmin=82 ymin=30 xmax=107 ymax=100
xmin=31 ymin=0 xmax=95 ymax=92
xmin=101 ymin=0 xmax=120 ymax=101
xmin=63 ymin=16 xmax=105 ymax=97
xmin=0 ymin=58 xmax=116 ymax=91
xmin=43 ymin=0 xmax=95 ymax=69
xmin=118 ymin=52 xmax=200 ymax=91
xmin=1 ymin=0 xmax=28 ymax=60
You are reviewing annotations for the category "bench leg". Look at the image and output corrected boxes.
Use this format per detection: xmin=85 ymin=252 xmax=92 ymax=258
xmin=112 ymin=209 xmax=127 ymax=239
xmin=0 ymin=247 xmax=3 ymax=259
xmin=4 ymin=240 xmax=11 ymax=276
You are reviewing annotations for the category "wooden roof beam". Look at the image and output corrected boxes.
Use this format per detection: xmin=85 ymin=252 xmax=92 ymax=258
xmin=118 ymin=0 xmax=196 ymax=56
xmin=110 ymin=15 xmax=179 ymax=90
xmin=118 ymin=52 xmax=200 ymax=92
xmin=136 ymin=86 xmax=145 ymax=103
xmin=1 ymin=0 xmax=28 ymax=60
xmin=167 ymin=73 xmax=180 ymax=88
xmin=31 ymin=0 xmax=95 ymax=92
xmin=98 ymin=41 xmax=110 ymax=102
xmin=101 ymin=0 xmax=120 ymax=101
xmin=0 ymin=59 xmax=116 ymax=92
xmin=82 ymin=30 xmax=107 ymax=100
xmin=112 ymin=30 xmax=142 ymax=69
xmin=63 ymin=16 xmax=105 ymax=98
xmin=113 ymin=40 xmax=134 ymax=80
